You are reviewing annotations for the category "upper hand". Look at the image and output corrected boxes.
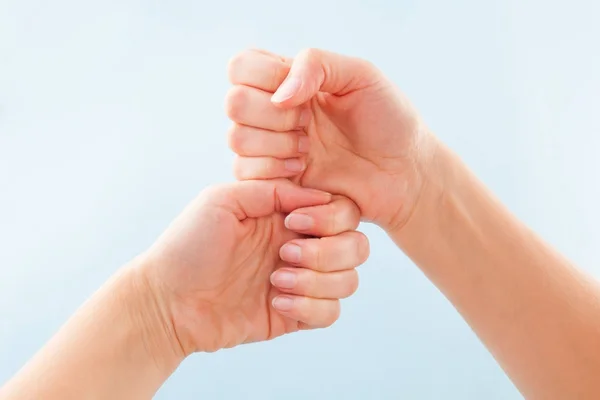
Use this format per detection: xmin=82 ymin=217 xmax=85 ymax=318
xmin=225 ymin=48 xmax=438 ymax=232
xmin=138 ymin=179 xmax=368 ymax=355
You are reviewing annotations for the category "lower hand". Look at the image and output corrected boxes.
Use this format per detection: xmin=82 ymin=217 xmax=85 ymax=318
xmin=138 ymin=179 xmax=369 ymax=356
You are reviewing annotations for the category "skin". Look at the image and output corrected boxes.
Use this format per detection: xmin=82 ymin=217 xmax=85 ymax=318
xmin=0 ymin=180 xmax=368 ymax=399
xmin=226 ymin=48 xmax=600 ymax=399
xmin=226 ymin=48 xmax=434 ymax=230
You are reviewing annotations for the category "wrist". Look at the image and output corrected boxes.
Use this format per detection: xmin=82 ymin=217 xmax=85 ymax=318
xmin=386 ymin=139 xmax=459 ymax=255
xmin=381 ymin=129 xmax=441 ymax=234
xmin=122 ymin=258 xmax=187 ymax=370
xmin=0 ymin=258 xmax=187 ymax=399
xmin=387 ymin=138 xmax=508 ymax=278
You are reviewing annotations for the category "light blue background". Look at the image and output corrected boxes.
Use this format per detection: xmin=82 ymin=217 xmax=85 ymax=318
xmin=1 ymin=1 xmax=599 ymax=399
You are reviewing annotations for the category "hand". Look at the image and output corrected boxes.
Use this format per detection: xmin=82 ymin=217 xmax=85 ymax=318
xmin=225 ymin=48 xmax=438 ymax=231
xmin=139 ymin=180 xmax=369 ymax=355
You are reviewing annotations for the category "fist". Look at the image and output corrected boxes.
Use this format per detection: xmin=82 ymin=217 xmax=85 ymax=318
xmin=225 ymin=48 xmax=438 ymax=232
xmin=141 ymin=180 xmax=369 ymax=354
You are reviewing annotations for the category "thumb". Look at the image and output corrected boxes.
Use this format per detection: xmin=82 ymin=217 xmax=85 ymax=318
xmin=270 ymin=48 xmax=379 ymax=108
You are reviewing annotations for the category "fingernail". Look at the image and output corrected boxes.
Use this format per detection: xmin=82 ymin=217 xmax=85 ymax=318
xmin=285 ymin=214 xmax=314 ymax=231
xmin=272 ymin=296 xmax=295 ymax=311
xmin=298 ymin=109 xmax=312 ymax=128
xmin=280 ymin=243 xmax=302 ymax=263
xmin=272 ymin=77 xmax=302 ymax=103
xmin=284 ymin=158 xmax=305 ymax=172
xmin=270 ymin=270 xmax=297 ymax=289
xmin=298 ymin=136 xmax=310 ymax=153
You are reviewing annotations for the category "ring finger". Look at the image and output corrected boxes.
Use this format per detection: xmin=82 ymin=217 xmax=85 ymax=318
xmin=233 ymin=155 xmax=306 ymax=180
xmin=227 ymin=124 xmax=309 ymax=158
xmin=270 ymin=268 xmax=359 ymax=299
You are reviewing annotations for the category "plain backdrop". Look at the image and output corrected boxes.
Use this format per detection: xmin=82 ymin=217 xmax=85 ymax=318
xmin=1 ymin=0 xmax=599 ymax=399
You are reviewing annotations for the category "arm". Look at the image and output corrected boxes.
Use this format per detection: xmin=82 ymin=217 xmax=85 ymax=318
xmin=0 ymin=262 xmax=183 ymax=400
xmin=224 ymin=47 xmax=600 ymax=398
xmin=0 ymin=180 xmax=365 ymax=399
xmin=391 ymin=140 xmax=600 ymax=399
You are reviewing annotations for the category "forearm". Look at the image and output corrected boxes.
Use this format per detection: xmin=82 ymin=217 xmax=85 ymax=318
xmin=0 ymin=261 xmax=184 ymax=400
xmin=392 ymin=140 xmax=600 ymax=399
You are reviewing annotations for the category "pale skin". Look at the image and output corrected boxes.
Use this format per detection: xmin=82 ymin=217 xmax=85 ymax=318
xmin=226 ymin=48 xmax=600 ymax=399
xmin=3 ymin=48 xmax=599 ymax=400
xmin=0 ymin=180 xmax=368 ymax=399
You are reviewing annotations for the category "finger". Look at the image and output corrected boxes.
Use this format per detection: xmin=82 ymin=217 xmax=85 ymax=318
xmin=248 ymin=48 xmax=292 ymax=64
xmin=271 ymin=295 xmax=340 ymax=329
xmin=203 ymin=180 xmax=330 ymax=220
xmin=279 ymin=231 xmax=370 ymax=272
xmin=225 ymin=85 xmax=311 ymax=131
xmin=227 ymin=124 xmax=310 ymax=158
xmin=283 ymin=196 xmax=361 ymax=237
xmin=270 ymin=48 xmax=382 ymax=108
xmin=270 ymin=267 xmax=359 ymax=299
xmin=227 ymin=49 xmax=290 ymax=92
xmin=233 ymin=155 xmax=306 ymax=180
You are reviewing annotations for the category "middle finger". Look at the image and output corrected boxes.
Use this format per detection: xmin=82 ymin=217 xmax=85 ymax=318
xmin=225 ymin=85 xmax=310 ymax=132
xmin=279 ymin=231 xmax=370 ymax=272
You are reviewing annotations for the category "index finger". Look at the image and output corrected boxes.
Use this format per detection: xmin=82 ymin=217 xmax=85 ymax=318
xmin=203 ymin=180 xmax=331 ymax=221
xmin=227 ymin=49 xmax=290 ymax=92
xmin=284 ymin=196 xmax=361 ymax=237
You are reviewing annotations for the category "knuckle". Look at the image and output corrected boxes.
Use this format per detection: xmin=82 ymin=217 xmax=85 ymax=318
xmin=355 ymin=56 xmax=376 ymax=71
xmin=298 ymin=48 xmax=326 ymax=82
xmin=234 ymin=157 xmax=279 ymax=180
xmin=342 ymin=270 xmax=360 ymax=298
xmin=327 ymin=200 xmax=342 ymax=234
xmin=348 ymin=200 xmax=362 ymax=229
xmin=227 ymin=124 xmax=247 ymax=154
xmin=337 ymin=197 xmax=361 ymax=230
xmin=232 ymin=156 xmax=249 ymax=180
xmin=229 ymin=48 xmax=289 ymax=90
xmin=268 ymin=61 xmax=289 ymax=89
xmin=224 ymin=85 xmax=248 ymax=121
xmin=226 ymin=52 xmax=247 ymax=82
xmin=199 ymin=183 xmax=231 ymax=203
xmin=355 ymin=232 xmax=370 ymax=265
xmin=325 ymin=301 xmax=341 ymax=327
xmin=326 ymin=197 xmax=360 ymax=234
xmin=299 ymin=47 xmax=321 ymax=62
xmin=363 ymin=59 xmax=378 ymax=72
